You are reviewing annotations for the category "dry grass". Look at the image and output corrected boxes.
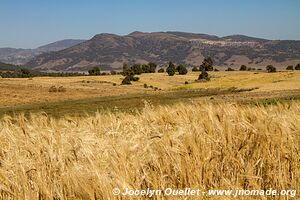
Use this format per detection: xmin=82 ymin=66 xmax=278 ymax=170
xmin=138 ymin=71 xmax=300 ymax=91
xmin=0 ymin=75 xmax=147 ymax=106
xmin=0 ymin=71 xmax=299 ymax=106
xmin=0 ymin=101 xmax=299 ymax=199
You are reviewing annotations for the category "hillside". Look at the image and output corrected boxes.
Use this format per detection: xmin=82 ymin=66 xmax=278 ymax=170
xmin=0 ymin=39 xmax=85 ymax=65
xmin=36 ymin=39 xmax=86 ymax=52
xmin=0 ymin=61 xmax=19 ymax=71
xmin=25 ymin=31 xmax=300 ymax=71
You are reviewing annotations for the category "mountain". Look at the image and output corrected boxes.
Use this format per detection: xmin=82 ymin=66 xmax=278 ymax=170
xmin=25 ymin=32 xmax=300 ymax=71
xmin=0 ymin=39 xmax=85 ymax=65
xmin=36 ymin=39 xmax=86 ymax=52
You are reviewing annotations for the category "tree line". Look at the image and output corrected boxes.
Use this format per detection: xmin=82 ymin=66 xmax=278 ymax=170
xmin=1 ymin=60 xmax=299 ymax=80
xmin=0 ymin=68 xmax=86 ymax=78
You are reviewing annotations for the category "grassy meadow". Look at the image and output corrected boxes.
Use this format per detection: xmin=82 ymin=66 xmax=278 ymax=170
xmin=0 ymin=70 xmax=300 ymax=199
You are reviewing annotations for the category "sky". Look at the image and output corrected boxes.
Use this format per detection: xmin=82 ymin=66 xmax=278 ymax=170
xmin=0 ymin=0 xmax=299 ymax=48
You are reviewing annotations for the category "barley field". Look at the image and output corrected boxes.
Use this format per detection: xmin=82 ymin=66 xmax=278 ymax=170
xmin=0 ymin=101 xmax=299 ymax=199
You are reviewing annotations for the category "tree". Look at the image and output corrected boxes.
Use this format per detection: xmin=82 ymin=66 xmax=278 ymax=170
xmin=240 ymin=65 xmax=247 ymax=71
xmin=295 ymin=63 xmax=300 ymax=70
xmin=131 ymin=64 xmax=143 ymax=75
xmin=266 ymin=65 xmax=276 ymax=73
xmin=121 ymin=76 xmax=132 ymax=85
xmin=121 ymin=74 xmax=139 ymax=85
xmin=166 ymin=61 xmax=176 ymax=76
xmin=177 ymin=64 xmax=188 ymax=75
xmin=158 ymin=68 xmax=165 ymax=73
xmin=226 ymin=67 xmax=235 ymax=71
xmin=148 ymin=62 xmax=157 ymax=73
xmin=192 ymin=66 xmax=199 ymax=71
xmin=123 ymin=63 xmax=129 ymax=72
xmin=19 ymin=68 xmax=32 ymax=77
xmin=200 ymin=57 xmax=213 ymax=71
xmin=286 ymin=66 xmax=294 ymax=70
xmin=142 ymin=64 xmax=150 ymax=73
xmin=110 ymin=70 xmax=117 ymax=75
xmin=122 ymin=64 xmax=134 ymax=76
xmin=88 ymin=66 xmax=101 ymax=75
xmin=167 ymin=67 xmax=175 ymax=76
xmin=198 ymin=69 xmax=210 ymax=81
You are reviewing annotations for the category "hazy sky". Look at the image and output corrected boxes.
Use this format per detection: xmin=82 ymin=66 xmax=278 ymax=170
xmin=0 ymin=0 xmax=299 ymax=48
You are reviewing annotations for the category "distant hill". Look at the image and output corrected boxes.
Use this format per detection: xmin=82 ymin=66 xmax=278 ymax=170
xmin=0 ymin=61 xmax=20 ymax=70
xmin=36 ymin=39 xmax=86 ymax=52
xmin=25 ymin=31 xmax=300 ymax=71
xmin=0 ymin=39 xmax=85 ymax=65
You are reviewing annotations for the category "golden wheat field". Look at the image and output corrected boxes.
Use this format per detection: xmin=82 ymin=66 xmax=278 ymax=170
xmin=0 ymin=101 xmax=299 ymax=199
xmin=1 ymin=70 xmax=300 ymax=199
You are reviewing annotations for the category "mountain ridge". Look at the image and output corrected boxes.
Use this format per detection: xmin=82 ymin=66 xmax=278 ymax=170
xmin=15 ymin=32 xmax=300 ymax=71
xmin=0 ymin=39 xmax=85 ymax=65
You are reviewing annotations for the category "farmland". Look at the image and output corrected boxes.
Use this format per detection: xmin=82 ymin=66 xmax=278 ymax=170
xmin=0 ymin=70 xmax=300 ymax=117
xmin=0 ymin=70 xmax=300 ymax=199
xmin=0 ymin=99 xmax=299 ymax=199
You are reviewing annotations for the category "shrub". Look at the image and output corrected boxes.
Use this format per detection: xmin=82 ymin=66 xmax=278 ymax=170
xmin=240 ymin=65 xmax=247 ymax=71
xmin=144 ymin=83 xmax=148 ymax=88
xmin=48 ymin=86 xmax=57 ymax=92
xmin=131 ymin=76 xmax=139 ymax=81
xmin=185 ymin=81 xmax=189 ymax=84
xmin=286 ymin=66 xmax=294 ymax=70
xmin=214 ymin=68 xmax=219 ymax=72
xmin=177 ymin=65 xmax=188 ymax=75
xmin=113 ymin=83 xmax=117 ymax=86
xmin=226 ymin=67 xmax=235 ymax=71
xmin=158 ymin=68 xmax=165 ymax=73
xmin=266 ymin=65 xmax=276 ymax=73
xmin=58 ymin=86 xmax=66 ymax=92
xmin=295 ymin=64 xmax=300 ymax=70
